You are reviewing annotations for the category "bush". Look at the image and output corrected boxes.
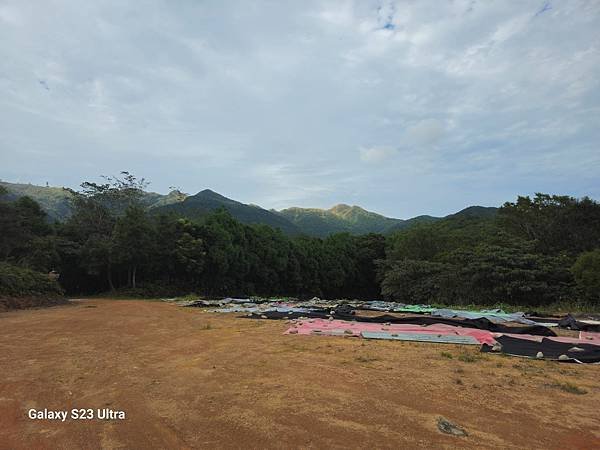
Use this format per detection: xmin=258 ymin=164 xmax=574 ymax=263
xmin=381 ymin=245 xmax=575 ymax=306
xmin=0 ymin=262 xmax=64 ymax=298
xmin=571 ymin=249 xmax=600 ymax=303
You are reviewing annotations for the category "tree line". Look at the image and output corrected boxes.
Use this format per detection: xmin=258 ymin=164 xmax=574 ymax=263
xmin=1 ymin=175 xmax=599 ymax=306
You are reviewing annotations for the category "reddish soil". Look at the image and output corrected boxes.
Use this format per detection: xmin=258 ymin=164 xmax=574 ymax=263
xmin=1 ymin=299 xmax=599 ymax=449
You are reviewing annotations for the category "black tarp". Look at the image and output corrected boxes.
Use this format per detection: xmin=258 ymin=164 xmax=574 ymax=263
xmin=245 ymin=310 xmax=557 ymax=336
xmin=481 ymin=335 xmax=600 ymax=363
xmin=558 ymin=314 xmax=600 ymax=332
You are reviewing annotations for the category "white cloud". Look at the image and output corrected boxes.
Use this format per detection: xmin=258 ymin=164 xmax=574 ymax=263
xmin=359 ymin=146 xmax=396 ymax=163
xmin=405 ymin=119 xmax=446 ymax=146
xmin=0 ymin=0 xmax=599 ymax=217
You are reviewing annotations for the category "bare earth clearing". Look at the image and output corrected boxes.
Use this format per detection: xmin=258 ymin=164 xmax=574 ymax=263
xmin=1 ymin=299 xmax=599 ymax=449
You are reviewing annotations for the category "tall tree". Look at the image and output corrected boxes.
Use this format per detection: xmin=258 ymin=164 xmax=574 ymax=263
xmin=112 ymin=206 xmax=154 ymax=288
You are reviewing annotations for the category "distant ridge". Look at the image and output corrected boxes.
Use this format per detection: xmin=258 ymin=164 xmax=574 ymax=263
xmin=277 ymin=204 xmax=403 ymax=237
xmin=0 ymin=180 xmax=498 ymax=236
xmin=154 ymin=189 xmax=302 ymax=235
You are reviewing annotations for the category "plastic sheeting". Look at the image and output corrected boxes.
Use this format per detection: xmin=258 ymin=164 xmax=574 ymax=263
xmin=432 ymin=308 xmax=537 ymax=325
xmin=482 ymin=335 xmax=600 ymax=363
xmin=284 ymin=319 xmax=497 ymax=345
xmin=580 ymin=331 xmax=600 ymax=343
xmin=361 ymin=331 xmax=480 ymax=345
xmin=496 ymin=332 xmax=600 ymax=346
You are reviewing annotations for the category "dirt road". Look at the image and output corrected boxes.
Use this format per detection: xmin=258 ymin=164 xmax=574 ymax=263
xmin=1 ymin=299 xmax=599 ymax=449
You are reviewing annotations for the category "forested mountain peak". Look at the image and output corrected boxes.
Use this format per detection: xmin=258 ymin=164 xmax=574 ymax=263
xmin=193 ymin=189 xmax=230 ymax=201
xmin=328 ymin=204 xmax=388 ymax=221
xmin=450 ymin=206 xmax=499 ymax=218
xmin=1 ymin=179 xmax=498 ymax=237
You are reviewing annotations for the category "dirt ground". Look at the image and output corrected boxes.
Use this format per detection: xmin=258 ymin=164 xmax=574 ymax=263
xmin=1 ymin=299 xmax=599 ymax=449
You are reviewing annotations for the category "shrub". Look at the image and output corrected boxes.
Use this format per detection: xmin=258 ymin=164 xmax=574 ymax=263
xmin=0 ymin=262 xmax=63 ymax=298
xmin=571 ymin=249 xmax=600 ymax=303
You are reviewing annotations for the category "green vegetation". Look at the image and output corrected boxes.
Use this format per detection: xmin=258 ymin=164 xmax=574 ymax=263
xmin=549 ymin=381 xmax=587 ymax=395
xmin=571 ymin=249 xmax=600 ymax=303
xmin=0 ymin=262 xmax=63 ymax=298
xmin=380 ymin=194 xmax=600 ymax=307
xmin=278 ymin=204 xmax=406 ymax=236
xmin=156 ymin=189 xmax=302 ymax=235
xmin=0 ymin=179 xmax=185 ymax=223
xmin=440 ymin=351 xmax=453 ymax=359
xmin=457 ymin=353 xmax=480 ymax=363
xmin=355 ymin=355 xmax=379 ymax=363
xmin=2 ymin=179 xmax=496 ymax=238
xmin=1 ymin=175 xmax=599 ymax=311
xmin=0 ymin=181 xmax=74 ymax=222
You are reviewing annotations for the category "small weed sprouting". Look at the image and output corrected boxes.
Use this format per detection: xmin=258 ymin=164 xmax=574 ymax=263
xmin=550 ymin=382 xmax=587 ymax=395
xmin=458 ymin=353 xmax=478 ymax=363
xmin=355 ymin=355 xmax=378 ymax=363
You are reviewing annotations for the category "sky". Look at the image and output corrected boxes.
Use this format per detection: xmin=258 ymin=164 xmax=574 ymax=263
xmin=1 ymin=0 xmax=599 ymax=218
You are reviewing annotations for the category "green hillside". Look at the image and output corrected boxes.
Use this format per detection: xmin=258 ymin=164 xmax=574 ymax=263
xmin=0 ymin=181 xmax=186 ymax=221
xmin=0 ymin=180 xmax=498 ymax=237
xmin=277 ymin=204 xmax=404 ymax=237
xmin=154 ymin=189 xmax=302 ymax=235
xmin=0 ymin=181 xmax=74 ymax=221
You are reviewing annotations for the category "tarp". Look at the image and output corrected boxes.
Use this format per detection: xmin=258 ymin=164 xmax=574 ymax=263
xmin=558 ymin=314 xmax=600 ymax=332
xmin=250 ymin=311 xmax=556 ymax=336
xmin=284 ymin=319 xmax=497 ymax=344
xmin=393 ymin=305 xmax=439 ymax=314
xmin=496 ymin=332 xmax=600 ymax=346
xmin=433 ymin=308 xmax=537 ymax=325
xmin=358 ymin=302 xmax=438 ymax=313
xmin=579 ymin=331 xmax=600 ymax=344
xmin=361 ymin=331 xmax=480 ymax=345
xmin=481 ymin=335 xmax=600 ymax=363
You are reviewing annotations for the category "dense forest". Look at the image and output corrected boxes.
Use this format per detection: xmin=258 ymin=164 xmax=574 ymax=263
xmin=1 ymin=174 xmax=599 ymax=308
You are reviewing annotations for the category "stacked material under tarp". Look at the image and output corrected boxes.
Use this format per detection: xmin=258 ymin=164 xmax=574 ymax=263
xmin=358 ymin=301 xmax=438 ymax=313
xmin=430 ymin=308 xmax=537 ymax=325
xmin=284 ymin=318 xmax=497 ymax=345
xmin=357 ymin=303 xmax=541 ymax=325
xmin=496 ymin=332 xmax=600 ymax=345
xmin=482 ymin=335 xmax=600 ymax=363
xmin=395 ymin=305 xmax=439 ymax=314
xmin=252 ymin=310 xmax=556 ymax=336
xmin=213 ymin=302 xmax=320 ymax=314
xmin=580 ymin=331 xmax=600 ymax=343
xmin=361 ymin=332 xmax=480 ymax=345
xmin=558 ymin=314 xmax=600 ymax=332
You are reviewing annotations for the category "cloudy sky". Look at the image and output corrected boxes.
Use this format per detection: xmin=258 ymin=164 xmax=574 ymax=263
xmin=1 ymin=0 xmax=599 ymax=218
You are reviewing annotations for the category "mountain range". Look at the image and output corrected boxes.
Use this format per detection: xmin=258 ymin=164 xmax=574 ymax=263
xmin=0 ymin=180 xmax=498 ymax=236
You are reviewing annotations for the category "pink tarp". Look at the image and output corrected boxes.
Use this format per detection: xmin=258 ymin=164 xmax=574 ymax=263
xmin=580 ymin=331 xmax=600 ymax=344
xmin=284 ymin=318 xmax=497 ymax=345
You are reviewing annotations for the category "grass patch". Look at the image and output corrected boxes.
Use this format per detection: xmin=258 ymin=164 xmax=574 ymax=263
xmin=549 ymin=382 xmax=587 ymax=395
xmin=355 ymin=355 xmax=379 ymax=363
xmin=440 ymin=351 xmax=453 ymax=359
xmin=458 ymin=353 xmax=479 ymax=363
